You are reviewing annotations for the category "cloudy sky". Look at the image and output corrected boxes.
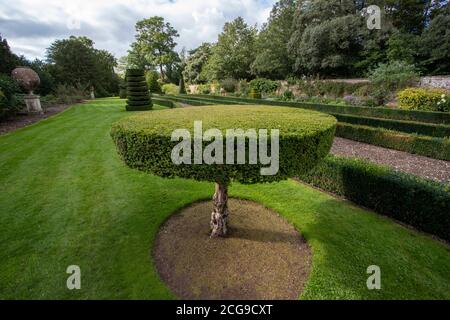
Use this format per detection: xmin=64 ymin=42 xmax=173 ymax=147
xmin=0 ymin=0 xmax=276 ymax=60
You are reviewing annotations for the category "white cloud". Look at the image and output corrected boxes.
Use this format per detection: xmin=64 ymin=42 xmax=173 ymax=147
xmin=0 ymin=0 xmax=276 ymax=60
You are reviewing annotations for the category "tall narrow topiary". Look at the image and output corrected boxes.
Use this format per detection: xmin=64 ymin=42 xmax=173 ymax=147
xmin=179 ymin=75 xmax=186 ymax=94
xmin=126 ymin=69 xmax=152 ymax=111
xmin=111 ymin=106 xmax=336 ymax=237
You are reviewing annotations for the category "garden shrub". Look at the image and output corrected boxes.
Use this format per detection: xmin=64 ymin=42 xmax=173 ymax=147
xmin=0 ymin=74 xmax=20 ymax=118
xmin=146 ymin=71 xmax=162 ymax=94
xmin=111 ymin=105 xmax=337 ymax=184
xmin=398 ymin=88 xmax=450 ymax=112
xmin=220 ymin=78 xmax=238 ymax=93
xmin=126 ymin=69 xmax=152 ymax=111
xmin=0 ymin=89 xmax=7 ymax=117
xmin=293 ymin=79 xmax=367 ymax=98
xmin=248 ymin=88 xmax=262 ymax=99
xmin=40 ymin=94 xmax=59 ymax=108
xmin=299 ymin=156 xmax=450 ymax=242
xmin=198 ymin=84 xmax=211 ymax=95
xmin=179 ymin=76 xmax=186 ymax=95
xmin=53 ymin=84 xmax=87 ymax=104
xmin=368 ymin=61 xmax=419 ymax=104
xmin=162 ymin=83 xmax=180 ymax=95
xmin=279 ymin=90 xmax=295 ymax=101
xmin=119 ymin=84 xmax=127 ymax=99
xmin=249 ymin=78 xmax=279 ymax=95
xmin=336 ymin=123 xmax=450 ymax=161
xmin=237 ymin=80 xmax=250 ymax=97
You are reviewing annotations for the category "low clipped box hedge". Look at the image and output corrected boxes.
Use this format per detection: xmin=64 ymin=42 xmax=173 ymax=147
xmin=154 ymin=94 xmax=213 ymax=106
xmin=336 ymin=123 xmax=450 ymax=161
xmin=125 ymin=69 xmax=152 ymax=111
xmin=152 ymin=97 xmax=178 ymax=108
xmin=333 ymin=113 xmax=450 ymax=138
xmin=111 ymin=105 xmax=337 ymax=184
xmin=187 ymin=94 xmax=450 ymax=124
xmin=299 ymin=156 xmax=450 ymax=242
xmin=398 ymin=88 xmax=450 ymax=112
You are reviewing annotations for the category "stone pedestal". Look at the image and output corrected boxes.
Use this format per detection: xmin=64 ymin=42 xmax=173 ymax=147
xmin=24 ymin=94 xmax=43 ymax=114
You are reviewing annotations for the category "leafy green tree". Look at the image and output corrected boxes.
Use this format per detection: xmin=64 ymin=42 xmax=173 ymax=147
xmin=132 ymin=16 xmax=179 ymax=81
xmin=386 ymin=31 xmax=418 ymax=65
xmin=288 ymin=0 xmax=367 ymax=76
xmin=146 ymin=70 xmax=162 ymax=94
xmin=46 ymin=36 xmax=118 ymax=97
xmin=204 ymin=17 xmax=257 ymax=80
xmin=251 ymin=0 xmax=297 ymax=79
xmin=47 ymin=36 xmax=97 ymax=85
xmin=419 ymin=12 xmax=450 ymax=74
xmin=0 ymin=35 xmax=20 ymax=74
xmin=183 ymin=43 xmax=212 ymax=84
xmin=29 ymin=59 xmax=55 ymax=96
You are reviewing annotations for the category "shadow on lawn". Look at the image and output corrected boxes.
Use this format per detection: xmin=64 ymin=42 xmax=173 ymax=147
xmin=301 ymin=196 xmax=450 ymax=300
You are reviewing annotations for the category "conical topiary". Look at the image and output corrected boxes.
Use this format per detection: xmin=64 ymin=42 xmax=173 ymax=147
xmin=125 ymin=69 xmax=152 ymax=111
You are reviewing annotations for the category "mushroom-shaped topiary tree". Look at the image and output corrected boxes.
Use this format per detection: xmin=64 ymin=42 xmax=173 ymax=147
xmin=111 ymin=105 xmax=336 ymax=237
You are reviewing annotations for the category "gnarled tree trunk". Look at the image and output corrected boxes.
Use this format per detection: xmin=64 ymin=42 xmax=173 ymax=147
xmin=210 ymin=182 xmax=229 ymax=238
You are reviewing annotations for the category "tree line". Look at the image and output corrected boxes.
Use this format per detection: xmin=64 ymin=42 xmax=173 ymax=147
xmin=124 ymin=0 xmax=449 ymax=86
xmin=0 ymin=35 xmax=120 ymax=97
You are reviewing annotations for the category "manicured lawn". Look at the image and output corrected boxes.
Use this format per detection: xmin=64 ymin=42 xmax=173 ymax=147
xmin=0 ymin=97 xmax=449 ymax=299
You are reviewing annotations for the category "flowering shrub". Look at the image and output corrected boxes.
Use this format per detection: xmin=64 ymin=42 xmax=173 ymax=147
xmin=398 ymin=88 xmax=450 ymax=112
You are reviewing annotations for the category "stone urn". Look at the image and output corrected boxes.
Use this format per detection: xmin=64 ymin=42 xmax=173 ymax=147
xmin=11 ymin=67 xmax=43 ymax=114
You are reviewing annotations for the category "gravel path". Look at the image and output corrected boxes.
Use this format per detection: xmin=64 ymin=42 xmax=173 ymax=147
xmin=331 ymin=137 xmax=450 ymax=184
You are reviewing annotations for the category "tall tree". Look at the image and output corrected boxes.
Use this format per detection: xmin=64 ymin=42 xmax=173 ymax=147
xmin=419 ymin=10 xmax=450 ymax=74
xmin=183 ymin=43 xmax=212 ymax=84
xmin=288 ymin=0 xmax=366 ymax=76
xmin=0 ymin=35 xmax=19 ymax=74
xmin=203 ymin=17 xmax=257 ymax=80
xmin=251 ymin=0 xmax=297 ymax=79
xmin=132 ymin=16 xmax=179 ymax=81
xmin=46 ymin=36 xmax=118 ymax=96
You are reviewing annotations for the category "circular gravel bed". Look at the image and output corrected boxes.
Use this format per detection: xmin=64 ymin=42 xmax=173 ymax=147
xmin=154 ymin=199 xmax=312 ymax=300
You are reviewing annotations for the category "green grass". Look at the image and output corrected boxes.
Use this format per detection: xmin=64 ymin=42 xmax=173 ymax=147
xmin=0 ymin=97 xmax=449 ymax=300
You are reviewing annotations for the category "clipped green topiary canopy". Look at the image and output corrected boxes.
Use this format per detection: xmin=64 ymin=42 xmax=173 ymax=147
xmin=111 ymin=105 xmax=337 ymax=184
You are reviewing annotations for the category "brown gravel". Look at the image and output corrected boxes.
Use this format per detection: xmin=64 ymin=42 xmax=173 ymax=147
xmin=332 ymin=137 xmax=450 ymax=184
xmin=0 ymin=104 xmax=72 ymax=135
xmin=154 ymin=199 xmax=312 ymax=300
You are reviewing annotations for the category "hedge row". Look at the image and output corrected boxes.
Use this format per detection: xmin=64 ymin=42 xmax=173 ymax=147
xmin=176 ymin=94 xmax=450 ymax=138
xmin=164 ymin=94 xmax=249 ymax=106
xmin=152 ymin=97 xmax=179 ymax=108
xmin=154 ymin=94 xmax=213 ymax=106
xmin=187 ymin=94 xmax=450 ymax=124
xmin=336 ymin=123 xmax=450 ymax=161
xmin=299 ymin=156 xmax=450 ymax=242
xmin=333 ymin=114 xmax=450 ymax=138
